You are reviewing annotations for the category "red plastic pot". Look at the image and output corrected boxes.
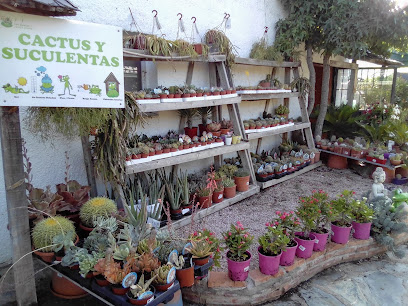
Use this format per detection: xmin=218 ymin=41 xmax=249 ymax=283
xmin=127 ymin=287 xmax=155 ymax=305
xmin=212 ymin=190 xmax=224 ymax=203
xmin=199 ymin=195 xmax=212 ymax=208
xmin=111 ymin=284 xmax=129 ymax=295
xmin=154 ymin=279 xmax=175 ymax=292
xmin=94 ymin=274 xmax=109 ymax=287
xmin=176 ymin=266 xmax=195 ymax=288
xmin=192 ymin=256 xmax=210 ymax=266
xmin=184 ymin=127 xmax=198 ymax=138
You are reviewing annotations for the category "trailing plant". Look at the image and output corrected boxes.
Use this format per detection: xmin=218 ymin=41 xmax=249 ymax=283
xmin=258 ymin=225 xmax=290 ymax=256
xmin=369 ymin=195 xmax=408 ymax=258
xmin=32 ymin=216 xmax=76 ymax=252
xmin=172 ymin=39 xmax=198 ymax=57
xmin=222 ymin=221 xmax=254 ymax=261
xmin=204 ymin=29 xmax=236 ymax=67
xmin=146 ymin=34 xmax=172 ymax=56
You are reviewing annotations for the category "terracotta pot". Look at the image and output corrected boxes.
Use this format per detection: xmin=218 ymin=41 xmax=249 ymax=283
xmin=174 ymin=94 xmax=182 ymax=98
xmin=192 ymin=256 xmax=210 ymax=266
xmin=211 ymin=131 xmax=221 ymax=137
xmin=51 ymin=271 xmax=88 ymax=299
xmin=163 ymin=148 xmax=170 ymax=154
xmin=327 ymin=155 xmax=348 ymax=169
xmin=33 ymin=248 xmax=55 ymax=263
xmin=154 ymin=279 xmax=175 ymax=292
xmin=212 ymin=190 xmax=224 ymax=203
xmin=149 ymin=151 xmax=155 ymax=157
xmin=199 ymin=195 xmax=212 ymax=208
xmin=170 ymin=148 xmax=177 ymax=153
xmin=333 ymin=146 xmax=342 ymax=154
xmin=168 ymin=94 xmax=175 ymax=98
xmin=391 ymin=159 xmax=402 ymax=166
xmin=155 ymin=150 xmax=163 ymax=155
xmin=79 ymin=222 xmax=94 ymax=233
xmin=111 ymin=284 xmax=129 ymax=295
xmin=127 ymin=287 xmax=155 ymax=305
xmin=183 ymin=145 xmax=190 ymax=150
xmin=94 ymin=274 xmax=109 ymax=287
xmin=159 ymin=94 xmax=167 ymax=99
xmin=197 ymin=92 xmax=203 ymax=97
xmin=220 ymin=128 xmax=230 ymax=135
xmin=141 ymin=153 xmax=149 ymax=158
xmin=213 ymin=91 xmax=220 ymax=96
xmin=234 ymin=175 xmax=250 ymax=192
xmin=259 ymin=82 xmax=271 ymax=88
xmin=176 ymin=266 xmax=195 ymax=288
xmin=224 ymin=185 xmax=236 ymax=198
xmin=182 ymin=93 xmax=191 ymax=98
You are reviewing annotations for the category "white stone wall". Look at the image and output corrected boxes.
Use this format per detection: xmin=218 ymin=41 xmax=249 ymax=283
xmin=0 ymin=0 xmax=345 ymax=264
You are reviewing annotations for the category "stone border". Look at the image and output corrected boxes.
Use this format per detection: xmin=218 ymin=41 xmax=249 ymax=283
xmin=181 ymin=233 xmax=408 ymax=305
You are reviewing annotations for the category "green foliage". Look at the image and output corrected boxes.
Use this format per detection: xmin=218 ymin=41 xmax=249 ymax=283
xmin=234 ymin=169 xmax=249 ymax=178
xmin=331 ymin=190 xmax=358 ymax=227
xmin=271 ymin=211 xmax=301 ymax=241
xmin=204 ymin=29 xmax=236 ymax=67
xmin=189 ymin=228 xmax=223 ymax=268
xmin=370 ymin=196 xmax=408 ymax=258
xmin=129 ymin=274 xmax=157 ymax=299
xmin=258 ymin=225 xmax=290 ymax=256
xmin=80 ymin=197 xmax=118 ymax=227
xmin=385 ymin=119 xmax=408 ymax=146
xmin=323 ymin=105 xmax=362 ymax=138
xmin=275 ymin=104 xmax=290 ymax=115
xmin=222 ymin=178 xmax=236 ymax=188
xmin=351 ymin=199 xmax=374 ymax=223
xmin=357 ymin=122 xmax=389 ymax=145
xmin=78 ymin=251 xmax=105 ymax=278
xmin=154 ymin=241 xmax=185 ymax=264
xmin=296 ymin=193 xmax=323 ymax=237
xmin=32 ymin=216 xmax=76 ymax=252
xmin=219 ymin=164 xmax=238 ymax=179
xmin=222 ymin=221 xmax=254 ymax=261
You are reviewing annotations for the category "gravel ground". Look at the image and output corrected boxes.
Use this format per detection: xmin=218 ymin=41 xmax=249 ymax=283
xmin=175 ymin=165 xmax=405 ymax=271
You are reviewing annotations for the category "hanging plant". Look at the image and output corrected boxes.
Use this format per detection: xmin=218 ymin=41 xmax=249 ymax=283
xmin=204 ymin=29 xmax=236 ymax=67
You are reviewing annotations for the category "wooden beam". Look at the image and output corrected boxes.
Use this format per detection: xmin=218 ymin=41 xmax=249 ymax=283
xmin=390 ymin=67 xmax=398 ymax=104
xmin=0 ymin=107 xmax=37 ymax=306
xmin=80 ymin=136 xmax=97 ymax=197
xmin=329 ymin=60 xmax=358 ymax=70
xmin=186 ymin=62 xmax=194 ymax=86
xmin=235 ymin=57 xmax=301 ymax=68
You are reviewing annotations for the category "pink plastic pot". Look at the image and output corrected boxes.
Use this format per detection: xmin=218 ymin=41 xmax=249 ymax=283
xmin=294 ymin=233 xmax=316 ymax=259
xmin=226 ymin=251 xmax=251 ymax=281
xmin=352 ymin=221 xmax=372 ymax=240
xmin=280 ymin=240 xmax=298 ymax=266
xmin=331 ymin=223 xmax=352 ymax=244
xmin=311 ymin=231 xmax=329 ymax=252
xmin=258 ymin=247 xmax=281 ymax=276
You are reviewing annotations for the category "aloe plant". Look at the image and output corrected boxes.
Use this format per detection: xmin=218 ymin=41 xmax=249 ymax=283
xmin=178 ymin=171 xmax=190 ymax=206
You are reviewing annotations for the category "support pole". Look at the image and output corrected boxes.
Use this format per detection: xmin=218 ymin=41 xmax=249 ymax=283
xmin=390 ymin=67 xmax=398 ymax=104
xmin=0 ymin=107 xmax=37 ymax=306
xmin=81 ymin=136 xmax=98 ymax=197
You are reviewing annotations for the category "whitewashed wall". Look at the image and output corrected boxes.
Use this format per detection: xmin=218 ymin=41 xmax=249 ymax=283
xmin=0 ymin=0 xmax=342 ymax=264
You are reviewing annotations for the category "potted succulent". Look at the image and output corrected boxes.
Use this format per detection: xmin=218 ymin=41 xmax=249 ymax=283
xmin=258 ymin=224 xmax=289 ymax=275
xmin=271 ymin=211 xmax=301 ymax=266
xmin=390 ymin=153 xmax=402 ymax=166
xmin=220 ymin=118 xmax=233 ymax=135
xmin=189 ymin=229 xmax=223 ymax=268
xmin=275 ymin=104 xmax=289 ymax=119
xmin=223 ymin=178 xmax=236 ymax=198
xmin=103 ymin=256 xmax=132 ymax=295
xmin=206 ymin=122 xmax=221 ymax=137
xmin=32 ymin=216 xmax=76 ymax=263
xmin=178 ymin=109 xmax=198 ymax=139
xmin=79 ymin=197 xmax=118 ymax=233
xmin=197 ymin=186 xmax=212 ymax=209
xmin=152 ymin=264 xmax=176 ymax=292
xmin=330 ymin=190 xmax=356 ymax=244
xmin=234 ymin=169 xmax=250 ymax=192
xmin=127 ymin=274 xmax=157 ymax=305
xmin=212 ymin=184 xmax=224 ymax=203
xmin=185 ymin=239 xmax=213 ymax=266
xmin=170 ymin=253 xmax=194 ymax=288
xmin=259 ymin=74 xmax=272 ymax=88
xmin=55 ymin=180 xmax=91 ymax=222
xmin=223 ymin=222 xmax=254 ymax=281
xmin=351 ymin=197 xmax=374 ymax=240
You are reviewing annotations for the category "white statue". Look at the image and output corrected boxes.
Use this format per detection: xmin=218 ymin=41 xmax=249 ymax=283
xmin=370 ymin=167 xmax=388 ymax=199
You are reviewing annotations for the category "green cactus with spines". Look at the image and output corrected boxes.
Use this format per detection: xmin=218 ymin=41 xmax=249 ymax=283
xmin=32 ymin=216 xmax=76 ymax=252
xmin=152 ymin=264 xmax=173 ymax=285
xmin=80 ymin=197 xmax=118 ymax=227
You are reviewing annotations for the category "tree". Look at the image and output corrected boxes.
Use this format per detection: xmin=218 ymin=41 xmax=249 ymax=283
xmin=275 ymin=0 xmax=408 ymax=138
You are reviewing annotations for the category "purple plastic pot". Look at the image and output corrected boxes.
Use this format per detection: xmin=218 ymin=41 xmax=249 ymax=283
xmin=352 ymin=221 xmax=372 ymax=240
xmin=280 ymin=240 xmax=298 ymax=266
xmin=295 ymin=233 xmax=316 ymax=259
xmin=226 ymin=251 xmax=252 ymax=281
xmin=258 ymin=247 xmax=281 ymax=275
xmin=331 ymin=223 xmax=352 ymax=244
xmin=311 ymin=231 xmax=329 ymax=252
xmin=384 ymin=152 xmax=390 ymax=160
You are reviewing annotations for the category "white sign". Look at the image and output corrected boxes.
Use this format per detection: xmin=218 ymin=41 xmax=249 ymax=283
xmin=0 ymin=12 xmax=124 ymax=108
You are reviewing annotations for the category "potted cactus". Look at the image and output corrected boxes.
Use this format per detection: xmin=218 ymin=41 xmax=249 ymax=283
xmin=170 ymin=253 xmax=194 ymax=288
xmin=275 ymin=104 xmax=289 ymax=119
xmin=79 ymin=197 xmax=118 ymax=233
xmin=223 ymin=178 xmax=236 ymax=198
xmin=234 ymin=169 xmax=250 ymax=192
xmin=32 ymin=216 xmax=76 ymax=263
xmin=206 ymin=122 xmax=221 ymax=137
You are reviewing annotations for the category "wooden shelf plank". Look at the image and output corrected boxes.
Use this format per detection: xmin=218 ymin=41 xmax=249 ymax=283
xmin=259 ymin=161 xmax=322 ymax=189
xmin=171 ymin=185 xmax=260 ymax=230
xmin=240 ymin=92 xmax=299 ymax=100
xmin=235 ymin=57 xmax=301 ymax=68
xmin=123 ymin=48 xmax=226 ymax=62
xmin=246 ymin=122 xmax=311 ymax=140
xmin=126 ymin=142 xmax=250 ymax=174
xmin=318 ymin=149 xmax=403 ymax=170
xmin=137 ymin=96 xmax=241 ymax=112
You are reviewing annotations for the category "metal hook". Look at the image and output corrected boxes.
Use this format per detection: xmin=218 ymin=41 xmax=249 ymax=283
xmin=264 ymin=26 xmax=269 ymax=33
xmin=191 ymin=16 xmax=196 ymax=23
xmin=224 ymin=13 xmax=230 ymax=19
xmin=152 ymin=10 xmax=158 ymax=17
xmin=177 ymin=13 xmax=183 ymax=20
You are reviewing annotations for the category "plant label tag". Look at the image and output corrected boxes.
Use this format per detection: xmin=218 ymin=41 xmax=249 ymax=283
xmin=315 ymin=239 xmax=319 ymax=244
xmin=218 ymin=194 xmax=223 ymax=199
xmin=147 ymin=296 xmax=154 ymax=303
xmin=182 ymin=208 xmax=190 ymax=215
xmin=372 ymin=159 xmax=376 ymax=163
xmin=182 ymin=243 xmax=192 ymax=255
xmin=299 ymin=245 xmax=305 ymax=252
xmin=122 ymin=272 xmax=137 ymax=288
xmin=147 ymin=217 xmax=160 ymax=229
xmin=167 ymin=267 xmax=176 ymax=284
xmin=244 ymin=266 xmax=249 ymax=272
xmin=310 ymin=152 xmax=315 ymax=159
xmin=246 ymin=181 xmax=249 ymax=185
xmin=168 ymin=250 xmax=179 ymax=263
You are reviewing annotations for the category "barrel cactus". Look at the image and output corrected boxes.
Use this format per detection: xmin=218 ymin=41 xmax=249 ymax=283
xmin=80 ymin=197 xmax=118 ymax=227
xmin=32 ymin=216 xmax=76 ymax=252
